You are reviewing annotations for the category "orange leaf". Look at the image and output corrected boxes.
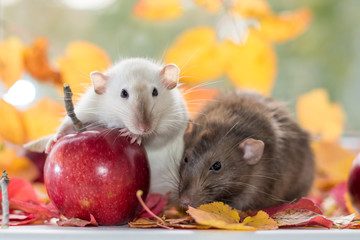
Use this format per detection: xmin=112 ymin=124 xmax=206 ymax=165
xmin=194 ymin=0 xmax=222 ymax=13
xmin=133 ymin=0 xmax=183 ymax=21
xmin=0 ymin=147 xmax=39 ymax=182
xmin=22 ymin=98 xmax=65 ymax=141
xmin=230 ymin=0 xmax=271 ymax=18
xmin=181 ymin=87 xmax=219 ymax=118
xmin=187 ymin=202 xmax=256 ymax=230
xmin=23 ymin=37 xmax=61 ymax=85
xmin=297 ymin=89 xmax=345 ymax=141
xmin=257 ymin=8 xmax=312 ymax=43
xmin=0 ymin=37 xmax=25 ymax=88
xmin=0 ymin=99 xmax=26 ymax=145
xmin=165 ymin=27 xmax=229 ymax=84
xmin=312 ymin=141 xmax=356 ymax=189
xmin=57 ymin=41 xmax=111 ymax=97
xmin=224 ymin=31 xmax=277 ymax=95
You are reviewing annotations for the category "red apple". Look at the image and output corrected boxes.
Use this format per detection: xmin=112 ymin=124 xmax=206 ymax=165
xmin=44 ymin=129 xmax=150 ymax=225
xmin=348 ymin=153 xmax=360 ymax=213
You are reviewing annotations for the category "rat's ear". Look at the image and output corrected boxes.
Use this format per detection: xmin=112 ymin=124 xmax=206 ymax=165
xmin=160 ymin=63 xmax=179 ymax=90
xmin=239 ymin=138 xmax=264 ymax=165
xmin=90 ymin=71 xmax=109 ymax=95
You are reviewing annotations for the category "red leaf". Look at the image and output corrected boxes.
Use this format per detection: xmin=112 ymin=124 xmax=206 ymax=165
xmin=57 ymin=214 xmax=98 ymax=227
xmin=0 ymin=211 xmax=40 ymax=226
xmin=263 ymin=198 xmax=323 ymax=216
xmin=330 ymin=182 xmax=347 ymax=209
xmin=0 ymin=178 xmax=41 ymax=203
xmin=10 ymin=199 xmax=59 ymax=219
xmin=137 ymin=192 xmax=169 ymax=218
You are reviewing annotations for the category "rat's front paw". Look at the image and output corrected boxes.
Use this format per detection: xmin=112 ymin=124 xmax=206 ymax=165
xmin=119 ymin=128 xmax=142 ymax=145
xmin=45 ymin=134 xmax=63 ymax=154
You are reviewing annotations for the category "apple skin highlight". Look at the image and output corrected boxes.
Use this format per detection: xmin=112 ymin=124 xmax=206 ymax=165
xmin=44 ymin=129 xmax=150 ymax=225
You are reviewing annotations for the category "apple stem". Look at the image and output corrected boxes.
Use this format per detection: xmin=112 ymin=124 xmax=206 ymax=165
xmin=136 ymin=190 xmax=171 ymax=229
xmin=63 ymin=84 xmax=86 ymax=133
xmin=1 ymin=170 xmax=10 ymax=229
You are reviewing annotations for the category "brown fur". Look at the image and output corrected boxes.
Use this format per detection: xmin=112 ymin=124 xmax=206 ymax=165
xmin=177 ymin=91 xmax=314 ymax=210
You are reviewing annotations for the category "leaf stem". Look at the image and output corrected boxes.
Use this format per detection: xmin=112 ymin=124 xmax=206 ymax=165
xmin=1 ymin=170 xmax=10 ymax=229
xmin=136 ymin=190 xmax=167 ymax=225
xmin=63 ymin=84 xmax=86 ymax=133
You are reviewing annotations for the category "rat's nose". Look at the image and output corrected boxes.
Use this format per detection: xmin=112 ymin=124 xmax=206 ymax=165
xmin=179 ymin=196 xmax=192 ymax=209
xmin=138 ymin=123 xmax=150 ymax=133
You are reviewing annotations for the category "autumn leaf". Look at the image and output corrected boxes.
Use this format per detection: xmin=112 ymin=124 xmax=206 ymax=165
xmin=230 ymin=0 xmax=271 ymax=18
xmin=297 ymin=89 xmax=345 ymax=141
xmin=181 ymin=86 xmax=219 ymax=118
xmin=0 ymin=148 xmax=39 ymax=182
xmin=165 ymin=27 xmax=228 ymax=84
xmin=187 ymin=202 xmax=257 ymax=230
xmin=0 ymin=37 xmax=25 ymax=88
xmin=23 ymin=37 xmax=62 ymax=85
xmin=223 ymin=31 xmax=276 ymax=95
xmin=133 ymin=0 xmax=183 ymax=21
xmin=57 ymin=214 xmax=98 ymax=227
xmin=57 ymin=41 xmax=111 ymax=97
xmin=257 ymin=8 xmax=312 ymax=43
xmin=194 ymin=0 xmax=222 ymax=13
xmin=312 ymin=141 xmax=355 ymax=189
xmin=0 ymin=99 xmax=26 ymax=145
xmin=0 ymin=212 xmax=41 ymax=226
xmin=1 ymin=177 xmax=40 ymax=203
xmin=22 ymin=98 xmax=65 ymax=141
xmin=242 ymin=211 xmax=278 ymax=230
xmin=137 ymin=193 xmax=169 ymax=219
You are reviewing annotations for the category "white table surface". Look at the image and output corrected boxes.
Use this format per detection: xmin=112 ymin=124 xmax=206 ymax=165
xmin=1 ymin=225 xmax=360 ymax=240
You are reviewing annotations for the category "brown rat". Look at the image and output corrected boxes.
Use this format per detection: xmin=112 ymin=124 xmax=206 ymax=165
xmin=177 ymin=91 xmax=314 ymax=210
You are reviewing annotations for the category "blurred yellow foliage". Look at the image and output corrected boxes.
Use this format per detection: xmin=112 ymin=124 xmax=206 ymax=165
xmin=312 ymin=141 xmax=355 ymax=189
xmin=230 ymin=0 xmax=270 ymax=17
xmin=133 ymin=0 xmax=183 ymax=21
xmin=0 ymin=145 xmax=39 ymax=182
xmin=165 ymin=28 xmax=276 ymax=95
xmin=194 ymin=0 xmax=222 ymax=13
xmin=0 ymin=99 xmax=26 ymax=145
xmin=22 ymin=98 xmax=65 ymax=141
xmin=23 ymin=37 xmax=62 ymax=85
xmin=57 ymin=41 xmax=111 ymax=97
xmin=297 ymin=89 xmax=345 ymax=141
xmin=258 ymin=8 xmax=312 ymax=43
xmin=0 ymin=37 xmax=25 ymax=88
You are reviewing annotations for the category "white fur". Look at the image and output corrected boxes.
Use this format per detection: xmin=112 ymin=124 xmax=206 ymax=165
xmin=45 ymin=58 xmax=189 ymax=195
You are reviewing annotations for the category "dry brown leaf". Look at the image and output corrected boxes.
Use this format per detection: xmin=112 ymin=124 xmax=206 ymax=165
xmin=297 ymin=89 xmax=345 ymax=141
xmin=23 ymin=37 xmax=61 ymax=85
xmin=0 ymin=37 xmax=25 ymax=88
xmin=22 ymin=98 xmax=65 ymax=141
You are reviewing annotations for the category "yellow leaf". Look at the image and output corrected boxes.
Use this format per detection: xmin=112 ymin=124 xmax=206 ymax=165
xmin=258 ymin=8 xmax=312 ymax=43
xmin=22 ymin=98 xmax=65 ymax=141
xmin=194 ymin=0 xmax=222 ymax=13
xmin=312 ymin=141 xmax=355 ymax=189
xmin=224 ymin=31 xmax=277 ymax=95
xmin=0 ymin=146 xmax=39 ymax=182
xmin=0 ymin=37 xmax=25 ymax=88
xmin=230 ymin=0 xmax=271 ymax=18
xmin=0 ymin=99 xmax=26 ymax=145
xmin=133 ymin=0 xmax=183 ymax=21
xmin=165 ymin=27 xmax=229 ymax=84
xmin=181 ymin=87 xmax=219 ymax=118
xmin=187 ymin=202 xmax=256 ymax=230
xmin=296 ymin=89 xmax=345 ymax=141
xmin=57 ymin=41 xmax=111 ymax=97
xmin=242 ymin=210 xmax=278 ymax=230
xmin=23 ymin=37 xmax=62 ymax=85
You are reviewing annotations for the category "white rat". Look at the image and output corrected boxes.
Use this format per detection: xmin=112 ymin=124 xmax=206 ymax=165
xmin=32 ymin=58 xmax=189 ymax=195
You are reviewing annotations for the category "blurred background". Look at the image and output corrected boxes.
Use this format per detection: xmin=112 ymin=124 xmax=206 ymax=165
xmin=1 ymin=0 xmax=359 ymax=133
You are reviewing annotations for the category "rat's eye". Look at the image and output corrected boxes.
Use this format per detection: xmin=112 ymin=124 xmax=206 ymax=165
xmin=184 ymin=157 xmax=188 ymax=163
xmin=152 ymin=88 xmax=158 ymax=97
xmin=121 ymin=89 xmax=129 ymax=98
xmin=210 ymin=161 xmax=221 ymax=171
